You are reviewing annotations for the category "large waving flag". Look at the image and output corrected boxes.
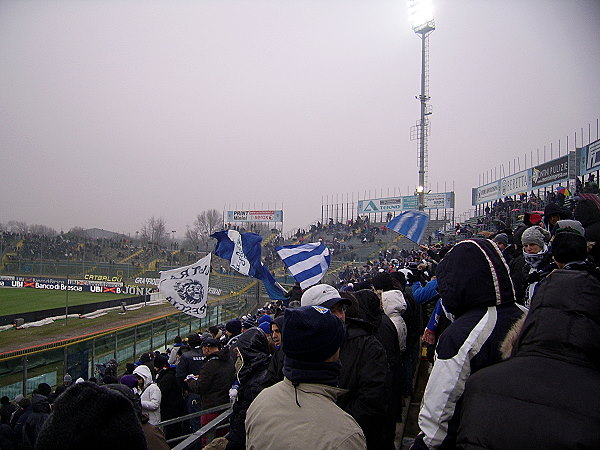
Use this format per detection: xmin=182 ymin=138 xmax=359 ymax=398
xmin=211 ymin=230 xmax=287 ymax=301
xmin=387 ymin=211 xmax=430 ymax=244
xmin=275 ymin=242 xmax=330 ymax=289
xmin=158 ymin=254 xmax=211 ymax=318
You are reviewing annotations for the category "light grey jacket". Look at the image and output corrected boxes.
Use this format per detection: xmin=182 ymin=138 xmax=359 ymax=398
xmin=245 ymin=378 xmax=366 ymax=450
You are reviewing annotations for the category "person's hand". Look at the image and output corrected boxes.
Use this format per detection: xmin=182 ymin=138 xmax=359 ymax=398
xmin=422 ymin=328 xmax=436 ymax=345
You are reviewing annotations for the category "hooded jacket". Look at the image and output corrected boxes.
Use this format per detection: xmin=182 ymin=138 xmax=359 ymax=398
xmin=381 ymin=289 xmax=408 ymax=352
xmin=413 ymin=239 xmax=524 ymax=449
xmin=22 ymin=393 xmax=50 ymax=449
xmin=246 ymin=379 xmax=366 ymax=450
xmin=225 ymin=328 xmax=270 ymax=450
xmin=574 ymin=198 xmax=600 ymax=262
xmin=264 ymin=315 xmax=285 ymax=388
xmin=458 ymin=267 xmax=600 ymax=449
xmin=155 ymin=365 xmax=186 ymax=427
xmin=543 ymin=202 xmax=572 ymax=231
xmin=133 ymin=365 xmax=162 ymax=425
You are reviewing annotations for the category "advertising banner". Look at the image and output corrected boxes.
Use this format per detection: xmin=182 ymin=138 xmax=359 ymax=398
xmin=473 ymin=181 xmax=500 ymax=205
xmin=500 ymin=169 xmax=532 ymax=197
xmin=0 ymin=276 xmax=151 ymax=295
xmin=424 ymin=192 xmax=455 ymax=209
xmin=84 ymin=274 xmax=123 ymax=283
xmin=358 ymin=193 xmax=454 ymax=213
xmin=532 ymin=155 xmax=569 ymax=188
xmin=576 ymin=139 xmax=600 ymax=176
xmin=357 ymin=197 xmax=403 ymax=214
xmin=226 ymin=210 xmax=283 ymax=222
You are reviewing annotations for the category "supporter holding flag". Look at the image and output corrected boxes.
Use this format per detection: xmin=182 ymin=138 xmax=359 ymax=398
xmin=275 ymin=241 xmax=331 ymax=289
xmin=211 ymin=230 xmax=287 ymax=301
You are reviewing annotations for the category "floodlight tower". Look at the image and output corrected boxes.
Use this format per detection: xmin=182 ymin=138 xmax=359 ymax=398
xmin=408 ymin=0 xmax=435 ymax=211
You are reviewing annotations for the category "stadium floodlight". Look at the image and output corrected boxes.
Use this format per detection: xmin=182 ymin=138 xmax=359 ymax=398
xmin=408 ymin=0 xmax=435 ymax=211
xmin=408 ymin=0 xmax=435 ymax=33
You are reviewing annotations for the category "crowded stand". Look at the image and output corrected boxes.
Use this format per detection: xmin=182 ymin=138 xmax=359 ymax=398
xmin=1 ymin=192 xmax=599 ymax=449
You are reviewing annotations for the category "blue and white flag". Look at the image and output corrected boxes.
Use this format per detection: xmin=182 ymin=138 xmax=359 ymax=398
xmin=211 ymin=230 xmax=287 ymax=301
xmin=275 ymin=242 xmax=330 ymax=289
xmin=158 ymin=254 xmax=211 ymax=318
xmin=386 ymin=211 xmax=430 ymax=244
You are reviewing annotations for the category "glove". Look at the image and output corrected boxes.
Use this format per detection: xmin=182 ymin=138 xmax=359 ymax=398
xmin=229 ymin=387 xmax=238 ymax=402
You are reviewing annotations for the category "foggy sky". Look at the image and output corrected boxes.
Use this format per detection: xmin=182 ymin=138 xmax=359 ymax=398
xmin=1 ymin=0 xmax=599 ymax=238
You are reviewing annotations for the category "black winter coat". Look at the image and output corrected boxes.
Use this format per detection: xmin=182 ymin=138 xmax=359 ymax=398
xmin=458 ymin=268 xmax=600 ymax=449
xmin=193 ymin=348 xmax=235 ymax=409
xmin=225 ymin=328 xmax=270 ymax=450
xmin=263 ymin=346 xmax=284 ymax=388
xmin=155 ymin=366 xmax=186 ymax=420
xmin=574 ymin=198 xmax=600 ymax=262
xmin=338 ymin=318 xmax=388 ymax=450
xmin=22 ymin=394 xmax=50 ymax=449
xmin=175 ymin=348 xmax=206 ymax=385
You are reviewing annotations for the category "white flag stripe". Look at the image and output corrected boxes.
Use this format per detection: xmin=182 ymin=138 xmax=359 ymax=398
xmin=286 ymin=254 xmax=328 ymax=273
xmin=276 ymin=243 xmax=319 ymax=258
xmin=300 ymin=272 xmax=325 ymax=289
xmin=275 ymin=242 xmax=330 ymax=290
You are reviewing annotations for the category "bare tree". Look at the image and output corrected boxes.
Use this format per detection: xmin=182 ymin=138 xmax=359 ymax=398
xmin=185 ymin=209 xmax=222 ymax=250
xmin=29 ymin=224 xmax=57 ymax=237
xmin=141 ymin=216 xmax=169 ymax=247
xmin=7 ymin=220 xmax=28 ymax=234
xmin=67 ymin=227 xmax=87 ymax=239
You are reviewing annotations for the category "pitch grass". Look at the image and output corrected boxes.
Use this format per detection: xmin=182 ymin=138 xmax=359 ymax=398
xmin=0 ymin=303 xmax=177 ymax=355
xmin=0 ymin=288 xmax=134 ymax=316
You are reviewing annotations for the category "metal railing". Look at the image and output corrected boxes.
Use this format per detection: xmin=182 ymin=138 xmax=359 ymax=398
xmin=157 ymin=403 xmax=233 ymax=449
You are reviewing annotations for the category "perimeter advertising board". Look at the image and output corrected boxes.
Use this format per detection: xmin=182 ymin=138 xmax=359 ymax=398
xmin=0 ymin=276 xmax=152 ymax=295
xmin=357 ymin=192 xmax=454 ymax=214
xmin=531 ymin=155 xmax=569 ymax=188
xmin=473 ymin=181 xmax=500 ymax=205
xmin=576 ymin=138 xmax=600 ymax=176
xmin=226 ymin=210 xmax=283 ymax=222
xmin=500 ymin=169 xmax=532 ymax=197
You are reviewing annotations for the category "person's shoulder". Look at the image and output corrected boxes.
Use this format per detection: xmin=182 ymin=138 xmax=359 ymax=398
xmin=436 ymin=309 xmax=490 ymax=359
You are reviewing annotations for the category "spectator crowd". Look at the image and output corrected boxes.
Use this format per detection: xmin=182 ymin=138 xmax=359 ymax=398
xmin=1 ymin=192 xmax=599 ymax=449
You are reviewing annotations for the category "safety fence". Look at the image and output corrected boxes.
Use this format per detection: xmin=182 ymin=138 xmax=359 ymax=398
xmin=0 ymin=285 xmax=262 ymax=399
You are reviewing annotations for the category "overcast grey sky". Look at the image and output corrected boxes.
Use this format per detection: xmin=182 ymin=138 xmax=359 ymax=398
xmin=1 ymin=0 xmax=599 ymax=238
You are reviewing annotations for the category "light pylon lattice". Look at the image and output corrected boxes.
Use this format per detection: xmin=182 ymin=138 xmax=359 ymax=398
xmin=408 ymin=0 xmax=435 ymax=211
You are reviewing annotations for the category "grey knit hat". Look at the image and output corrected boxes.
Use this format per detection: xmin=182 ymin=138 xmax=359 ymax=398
xmin=493 ymin=233 xmax=509 ymax=247
xmin=521 ymin=226 xmax=550 ymax=248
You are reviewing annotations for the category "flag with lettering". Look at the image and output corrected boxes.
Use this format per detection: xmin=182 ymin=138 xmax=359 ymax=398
xmin=275 ymin=242 xmax=330 ymax=289
xmin=211 ymin=230 xmax=287 ymax=300
xmin=386 ymin=210 xmax=430 ymax=244
xmin=158 ymin=253 xmax=211 ymax=318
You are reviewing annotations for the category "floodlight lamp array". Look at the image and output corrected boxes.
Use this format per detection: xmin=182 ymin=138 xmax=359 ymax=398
xmin=407 ymin=0 xmax=435 ymax=33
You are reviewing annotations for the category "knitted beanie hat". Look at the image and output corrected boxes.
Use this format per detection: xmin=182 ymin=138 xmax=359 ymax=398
xmin=35 ymin=382 xmax=147 ymax=450
xmin=225 ymin=319 xmax=242 ymax=336
xmin=283 ymin=306 xmax=345 ymax=362
xmin=521 ymin=226 xmax=550 ymax=248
